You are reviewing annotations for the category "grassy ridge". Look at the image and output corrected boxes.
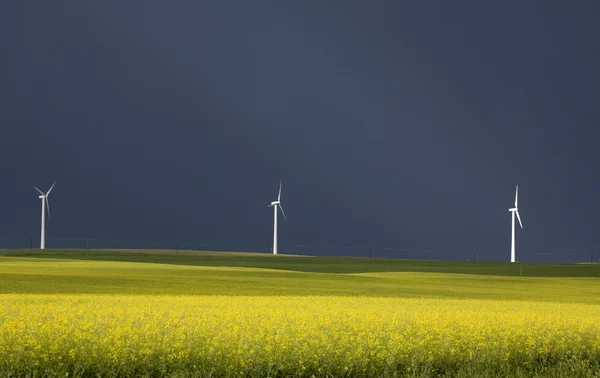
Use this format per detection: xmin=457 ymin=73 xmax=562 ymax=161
xmin=1 ymin=252 xmax=600 ymax=303
xmin=2 ymin=248 xmax=600 ymax=276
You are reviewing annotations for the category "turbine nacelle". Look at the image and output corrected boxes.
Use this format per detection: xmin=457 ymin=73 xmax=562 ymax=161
xmin=270 ymin=201 xmax=280 ymax=206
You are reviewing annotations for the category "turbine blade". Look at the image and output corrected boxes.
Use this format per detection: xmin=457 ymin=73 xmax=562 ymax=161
xmin=278 ymin=181 xmax=282 ymax=202
xmin=47 ymin=181 xmax=56 ymax=196
xmin=278 ymin=203 xmax=287 ymax=222
xmin=515 ymin=185 xmax=519 ymax=208
xmin=33 ymin=186 xmax=45 ymax=196
xmin=45 ymin=198 xmax=51 ymax=220
xmin=515 ymin=210 xmax=523 ymax=229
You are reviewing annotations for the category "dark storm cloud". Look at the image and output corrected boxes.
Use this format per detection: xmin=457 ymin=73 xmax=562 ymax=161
xmin=1 ymin=1 xmax=599 ymax=260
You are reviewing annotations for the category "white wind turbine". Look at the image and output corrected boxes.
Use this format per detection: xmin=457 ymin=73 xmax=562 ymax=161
xmin=33 ymin=181 xmax=56 ymax=250
xmin=509 ymin=185 xmax=523 ymax=263
xmin=269 ymin=181 xmax=287 ymax=255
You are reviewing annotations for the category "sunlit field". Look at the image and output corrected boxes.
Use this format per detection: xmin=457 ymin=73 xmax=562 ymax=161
xmin=3 ymin=295 xmax=600 ymax=377
xmin=1 ymin=250 xmax=600 ymax=377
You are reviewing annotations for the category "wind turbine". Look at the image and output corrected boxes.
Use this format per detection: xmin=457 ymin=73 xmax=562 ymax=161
xmin=269 ymin=181 xmax=287 ymax=255
xmin=509 ymin=185 xmax=523 ymax=263
xmin=33 ymin=181 xmax=55 ymax=250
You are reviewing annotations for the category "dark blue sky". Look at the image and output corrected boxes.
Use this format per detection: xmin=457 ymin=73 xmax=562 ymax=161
xmin=1 ymin=2 xmax=599 ymax=261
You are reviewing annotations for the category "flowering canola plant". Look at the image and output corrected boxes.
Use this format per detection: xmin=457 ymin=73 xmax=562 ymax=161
xmin=1 ymin=295 xmax=599 ymax=377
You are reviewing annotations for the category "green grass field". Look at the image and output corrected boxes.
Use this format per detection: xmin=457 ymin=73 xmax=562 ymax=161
xmin=1 ymin=249 xmax=600 ymax=302
xmin=1 ymin=249 xmax=600 ymax=377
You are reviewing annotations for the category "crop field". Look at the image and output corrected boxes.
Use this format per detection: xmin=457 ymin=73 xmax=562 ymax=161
xmin=1 ymin=250 xmax=600 ymax=377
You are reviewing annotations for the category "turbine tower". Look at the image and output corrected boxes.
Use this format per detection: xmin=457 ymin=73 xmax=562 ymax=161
xmin=509 ymin=185 xmax=523 ymax=263
xmin=33 ymin=181 xmax=55 ymax=250
xmin=269 ymin=181 xmax=287 ymax=255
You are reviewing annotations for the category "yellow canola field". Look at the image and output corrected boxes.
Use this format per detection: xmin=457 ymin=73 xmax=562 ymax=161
xmin=1 ymin=295 xmax=599 ymax=377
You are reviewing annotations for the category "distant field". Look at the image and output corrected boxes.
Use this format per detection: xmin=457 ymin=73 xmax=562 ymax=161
xmin=1 ymin=252 xmax=600 ymax=303
xmin=1 ymin=249 xmax=600 ymax=377
xmin=2 ymin=248 xmax=600 ymax=276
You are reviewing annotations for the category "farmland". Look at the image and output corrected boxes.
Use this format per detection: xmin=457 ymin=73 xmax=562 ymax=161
xmin=1 ymin=250 xmax=600 ymax=377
